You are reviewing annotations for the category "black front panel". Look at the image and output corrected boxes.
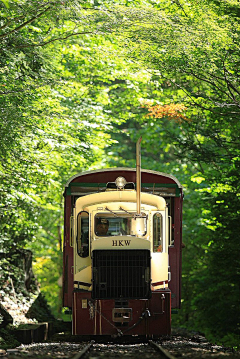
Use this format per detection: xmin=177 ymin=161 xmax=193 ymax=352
xmin=92 ymin=249 xmax=151 ymax=299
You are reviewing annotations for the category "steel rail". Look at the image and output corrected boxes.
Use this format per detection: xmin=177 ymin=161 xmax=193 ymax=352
xmin=71 ymin=340 xmax=94 ymax=359
xmin=149 ymin=340 xmax=175 ymax=359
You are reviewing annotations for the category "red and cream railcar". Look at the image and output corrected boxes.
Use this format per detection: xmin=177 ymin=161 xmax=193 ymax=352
xmin=62 ymin=166 xmax=183 ymax=337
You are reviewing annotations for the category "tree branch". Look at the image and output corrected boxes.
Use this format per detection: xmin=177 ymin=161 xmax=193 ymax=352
xmin=172 ymin=0 xmax=188 ymax=17
xmin=183 ymin=69 xmax=240 ymax=109
xmin=14 ymin=31 xmax=96 ymax=48
xmin=223 ymin=64 xmax=240 ymax=98
xmin=0 ymin=5 xmax=51 ymax=39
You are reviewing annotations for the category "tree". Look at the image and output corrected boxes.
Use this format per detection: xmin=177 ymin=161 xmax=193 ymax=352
xmin=113 ymin=0 xmax=240 ymax=344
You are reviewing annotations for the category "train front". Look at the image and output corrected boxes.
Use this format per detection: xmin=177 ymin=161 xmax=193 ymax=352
xmin=71 ymin=177 xmax=171 ymax=337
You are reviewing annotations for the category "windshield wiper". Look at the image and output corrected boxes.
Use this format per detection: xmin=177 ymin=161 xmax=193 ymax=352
xmin=105 ymin=207 xmax=120 ymax=217
xmin=119 ymin=206 xmax=134 ymax=216
xmin=119 ymin=206 xmax=148 ymax=219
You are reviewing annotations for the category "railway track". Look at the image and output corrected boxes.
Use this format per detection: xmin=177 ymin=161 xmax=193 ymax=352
xmin=71 ymin=341 xmax=94 ymax=359
xmin=71 ymin=340 xmax=175 ymax=359
xmin=4 ymin=340 xmax=175 ymax=359
xmin=4 ymin=334 xmax=238 ymax=359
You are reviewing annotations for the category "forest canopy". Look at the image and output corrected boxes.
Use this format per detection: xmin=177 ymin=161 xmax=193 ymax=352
xmin=0 ymin=0 xmax=239 ymax=348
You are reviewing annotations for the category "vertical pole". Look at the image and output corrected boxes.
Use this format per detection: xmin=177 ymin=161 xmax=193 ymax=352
xmin=136 ymin=136 xmax=142 ymax=215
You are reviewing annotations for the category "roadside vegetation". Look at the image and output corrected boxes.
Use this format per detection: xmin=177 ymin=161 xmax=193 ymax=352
xmin=0 ymin=0 xmax=239 ymax=349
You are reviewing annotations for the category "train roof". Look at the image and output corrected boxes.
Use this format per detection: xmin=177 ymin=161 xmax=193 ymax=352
xmin=64 ymin=167 xmax=183 ymax=198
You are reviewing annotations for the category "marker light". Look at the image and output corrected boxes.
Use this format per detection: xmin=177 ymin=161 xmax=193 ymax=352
xmin=115 ymin=176 xmax=127 ymax=189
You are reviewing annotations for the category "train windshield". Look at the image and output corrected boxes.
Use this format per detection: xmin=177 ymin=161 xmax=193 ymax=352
xmin=95 ymin=213 xmax=147 ymax=237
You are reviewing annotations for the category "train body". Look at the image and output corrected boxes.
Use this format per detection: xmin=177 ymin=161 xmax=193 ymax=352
xmin=62 ymin=167 xmax=183 ymax=337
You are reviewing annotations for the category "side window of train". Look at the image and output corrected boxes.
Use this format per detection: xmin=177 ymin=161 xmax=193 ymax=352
xmin=153 ymin=213 xmax=162 ymax=252
xmin=77 ymin=211 xmax=89 ymax=258
xmin=169 ymin=215 xmax=174 ymax=246
xmin=166 ymin=197 xmax=174 ymax=246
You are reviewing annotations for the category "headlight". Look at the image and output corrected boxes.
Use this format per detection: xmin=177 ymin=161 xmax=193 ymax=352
xmin=115 ymin=176 xmax=127 ymax=189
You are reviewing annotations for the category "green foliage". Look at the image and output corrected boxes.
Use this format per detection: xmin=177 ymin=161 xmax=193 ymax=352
xmin=0 ymin=0 xmax=239 ymax=347
xmin=0 ymin=328 xmax=20 ymax=350
xmin=26 ymin=293 xmax=55 ymax=322
xmin=0 ymin=0 xmax=108 ymax=314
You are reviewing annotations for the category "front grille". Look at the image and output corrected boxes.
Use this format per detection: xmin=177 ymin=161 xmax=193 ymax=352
xmin=92 ymin=250 xmax=151 ymax=299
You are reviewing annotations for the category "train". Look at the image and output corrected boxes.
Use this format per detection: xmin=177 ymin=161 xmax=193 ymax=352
xmin=62 ymin=138 xmax=183 ymax=337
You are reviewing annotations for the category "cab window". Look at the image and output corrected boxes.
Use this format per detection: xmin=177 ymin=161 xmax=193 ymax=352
xmin=77 ymin=211 xmax=89 ymax=257
xmin=153 ymin=213 xmax=162 ymax=252
xmin=95 ymin=215 xmax=132 ymax=237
